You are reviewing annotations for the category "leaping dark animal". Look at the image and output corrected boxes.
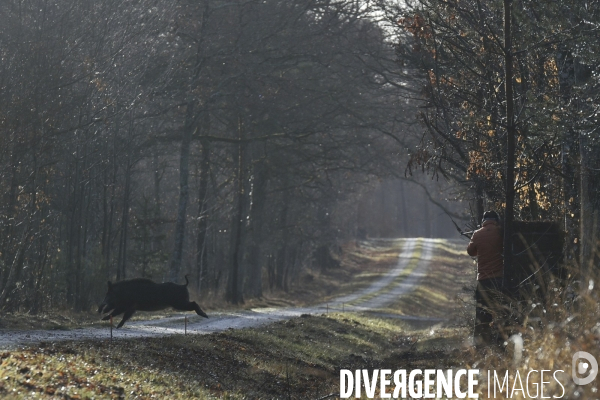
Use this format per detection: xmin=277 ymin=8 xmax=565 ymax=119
xmin=98 ymin=276 xmax=208 ymax=328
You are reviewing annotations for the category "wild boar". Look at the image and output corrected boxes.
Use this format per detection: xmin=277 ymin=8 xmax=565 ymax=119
xmin=97 ymin=276 xmax=208 ymax=328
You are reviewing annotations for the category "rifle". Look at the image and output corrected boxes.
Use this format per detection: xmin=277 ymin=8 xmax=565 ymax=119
xmin=447 ymin=212 xmax=475 ymax=239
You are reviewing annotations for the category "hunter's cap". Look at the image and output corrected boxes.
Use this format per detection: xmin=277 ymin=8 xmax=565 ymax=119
xmin=483 ymin=210 xmax=499 ymax=221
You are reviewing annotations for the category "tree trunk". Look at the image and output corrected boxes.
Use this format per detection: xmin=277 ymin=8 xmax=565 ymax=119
xmin=196 ymin=140 xmax=210 ymax=292
xmin=579 ymin=135 xmax=600 ymax=276
xmin=502 ymin=0 xmax=516 ymax=283
xmin=557 ymin=50 xmax=580 ymax=265
xmin=75 ymin=144 xmax=91 ymax=310
xmin=244 ymin=158 xmax=268 ymax=299
xmin=475 ymin=179 xmax=485 ymax=223
xmin=170 ymin=101 xmax=195 ymax=281
xmin=0 ymin=227 xmax=29 ymax=308
xmin=276 ymin=187 xmax=290 ymax=291
xmin=1 ymin=147 xmax=21 ymax=288
xmin=66 ymin=151 xmax=81 ymax=306
xmin=152 ymin=149 xmax=163 ymax=255
xmin=399 ymin=180 xmax=408 ymax=237
xmin=117 ymin=160 xmax=131 ymax=281
xmin=227 ymin=118 xmax=246 ymax=304
xmin=423 ymin=188 xmax=431 ymax=238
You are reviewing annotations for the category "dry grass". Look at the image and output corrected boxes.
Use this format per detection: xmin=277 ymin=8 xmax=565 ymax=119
xmin=0 ymin=313 xmax=465 ymax=399
xmin=462 ymin=272 xmax=600 ymax=399
xmin=377 ymin=238 xmax=475 ymax=322
xmin=424 ymin=242 xmax=600 ymax=399
xmin=0 ymin=311 xmax=102 ymax=331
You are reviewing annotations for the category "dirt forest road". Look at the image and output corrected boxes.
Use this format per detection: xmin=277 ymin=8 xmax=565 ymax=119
xmin=0 ymin=238 xmax=446 ymax=350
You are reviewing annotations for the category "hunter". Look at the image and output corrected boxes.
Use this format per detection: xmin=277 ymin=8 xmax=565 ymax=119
xmin=467 ymin=210 xmax=504 ymax=347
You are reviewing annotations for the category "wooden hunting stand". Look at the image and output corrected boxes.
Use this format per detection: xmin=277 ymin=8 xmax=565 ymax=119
xmin=504 ymin=221 xmax=565 ymax=300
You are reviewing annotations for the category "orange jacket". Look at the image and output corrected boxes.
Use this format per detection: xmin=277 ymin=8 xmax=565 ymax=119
xmin=467 ymin=220 xmax=504 ymax=280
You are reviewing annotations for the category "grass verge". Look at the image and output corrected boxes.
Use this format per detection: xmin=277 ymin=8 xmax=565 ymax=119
xmin=0 ymin=313 xmax=465 ymax=399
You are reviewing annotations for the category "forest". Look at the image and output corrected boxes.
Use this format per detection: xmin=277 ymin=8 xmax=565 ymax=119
xmin=385 ymin=0 xmax=600 ymax=275
xmin=1 ymin=0 xmax=600 ymax=315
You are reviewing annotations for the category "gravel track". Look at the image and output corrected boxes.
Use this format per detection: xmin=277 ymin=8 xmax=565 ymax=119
xmin=0 ymin=238 xmax=444 ymax=349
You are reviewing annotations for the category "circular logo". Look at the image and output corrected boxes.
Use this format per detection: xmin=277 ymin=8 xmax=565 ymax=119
xmin=572 ymin=351 xmax=598 ymax=385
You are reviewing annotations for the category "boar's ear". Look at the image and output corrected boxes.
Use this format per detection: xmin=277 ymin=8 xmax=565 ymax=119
xmin=107 ymin=281 xmax=113 ymax=291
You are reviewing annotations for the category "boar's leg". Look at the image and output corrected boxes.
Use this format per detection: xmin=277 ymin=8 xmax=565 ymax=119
xmin=174 ymin=301 xmax=208 ymax=318
xmin=98 ymin=301 xmax=117 ymax=314
xmin=101 ymin=305 xmax=126 ymax=320
xmin=117 ymin=309 xmax=136 ymax=328
xmin=192 ymin=302 xmax=209 ymax=318
xmin=99 ymin=303 xmax=116 ymax=315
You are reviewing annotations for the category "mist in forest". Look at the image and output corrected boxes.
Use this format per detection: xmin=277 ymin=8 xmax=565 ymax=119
xmin=0 ymin=0 xmax=435 ymax=311
xmin=357 ymin=179 xmax=463 ymax=239
xmin=4 ymin=0 xmax=596 ymax=313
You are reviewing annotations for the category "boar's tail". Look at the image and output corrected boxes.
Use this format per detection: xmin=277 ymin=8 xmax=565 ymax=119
xmin=184 ymin=274 xmax=189 ymax=286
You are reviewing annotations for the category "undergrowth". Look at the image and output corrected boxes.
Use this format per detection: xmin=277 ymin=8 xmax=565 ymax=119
xmin=464 ymin=273 xmax=600 ymax=399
